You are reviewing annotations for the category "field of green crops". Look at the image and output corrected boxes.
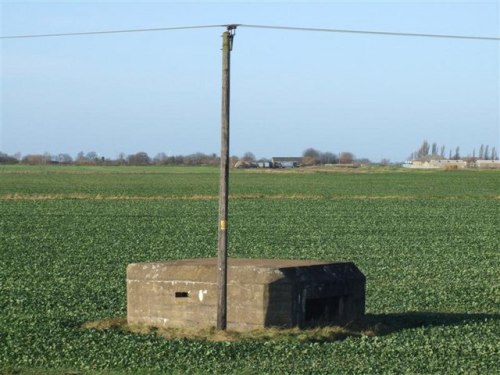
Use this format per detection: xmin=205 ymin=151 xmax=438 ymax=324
xmin=0 ymin=165 xmax=498 ymax=374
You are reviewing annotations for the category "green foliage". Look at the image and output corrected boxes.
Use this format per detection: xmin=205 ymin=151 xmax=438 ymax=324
xmin=0 ymin=166 xmax=498 ymax=374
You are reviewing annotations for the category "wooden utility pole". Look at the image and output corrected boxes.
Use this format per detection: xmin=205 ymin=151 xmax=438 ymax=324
xmin=217 ymin=25 xmax=236 ymax=330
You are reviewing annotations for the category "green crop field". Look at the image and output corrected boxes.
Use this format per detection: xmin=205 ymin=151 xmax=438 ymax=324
xmin=0 ymin=165 xmax=498 ymax=374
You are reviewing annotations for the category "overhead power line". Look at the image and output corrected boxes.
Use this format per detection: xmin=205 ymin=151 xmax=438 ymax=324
xmin=1 ymin=23 xmax=499 ymax=41
xmin=0 ymin=24 xmax=225 ymax=39
xmin=238 ymin=24 xmax=500 ymax=41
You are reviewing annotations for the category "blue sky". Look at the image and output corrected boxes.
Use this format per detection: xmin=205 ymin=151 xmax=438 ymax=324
xmin=1 ymin=1 xmax=499 ymax=162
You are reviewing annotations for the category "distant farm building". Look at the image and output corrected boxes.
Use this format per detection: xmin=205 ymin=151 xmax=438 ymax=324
xmin=403 ymin=159 xmax=467 ymax=169
xmin=476 ymin=160 xmax=500 ymax=169
xmin=403 ymin=159 xmax=499 ymax=169
xmin=257 ymin=161 xmax=274 ymax=168
xmin=234 ymin=160 xmax=255 ymax=169
xmin=234 ymin=157 xmax=303 ymax=169
xmin=272 ymin=157 xmax=303 ymax=168
xmin=234 ymin=160 xmax=274 ymax=169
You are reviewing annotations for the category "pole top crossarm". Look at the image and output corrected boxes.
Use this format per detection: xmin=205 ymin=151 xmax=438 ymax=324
xmin=223 ymin=25 xmax=238 ymax=51
xmin=225 ymin=24 xmax=239 ymax=32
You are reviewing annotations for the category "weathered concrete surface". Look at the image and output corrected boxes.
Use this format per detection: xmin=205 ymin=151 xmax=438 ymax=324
xmin=127 ymin=258 xmax=365 ymax=331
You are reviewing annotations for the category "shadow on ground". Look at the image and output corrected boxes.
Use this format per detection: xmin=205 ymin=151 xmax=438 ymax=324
xmin=351 ymin=311 xmax=499 ymax=337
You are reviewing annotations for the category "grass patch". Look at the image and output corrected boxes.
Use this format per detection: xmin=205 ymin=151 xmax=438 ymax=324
xmin=82 ymin=311 xmax=499 ymax=343
xmin=81 ymin=318 xmax=374 ymax=342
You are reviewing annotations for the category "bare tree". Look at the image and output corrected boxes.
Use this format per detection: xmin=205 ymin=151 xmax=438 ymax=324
xmin=417 ymin=140 xmax=430 ymax=159
xmin=440 ymin=145 xmax=446 ymax=158
xmin=479 ymin=144 xmax=484 ymax=159
xmin=303 ymin=148 xmax=320 ymax=158
xmin=153 ymin=152 xmax=167 ymax=165
xmin=242 ymin=152 xmax=256 ymax=162
xmin=303 ymin=148 xmax=320 ymax=165
xmin=0 ymin=152 xmax=19 ymax=164
xmin=57 ymin=154 xmax=73 ymax=164
xmin=128 ymin=152 xmax=151 ymax=165
xmin=86 ymin=151 xmax=99 ymax=162
xmin=491 ymin=147 xmax=497 ymax=160
xmin=339 ymin=152 xmax=355 ymax=164
xmin=76 ymin=151 xmax=85 ymax=163
xmin=431 ymin=142 xmax=438 ymax=156
xmin=319 ymin=152 xmax=338 ymax=164
xmin=117 ymin=152 xmax=126 ymax=165
xmin=22 ymin=154 xmax=49 ymax=165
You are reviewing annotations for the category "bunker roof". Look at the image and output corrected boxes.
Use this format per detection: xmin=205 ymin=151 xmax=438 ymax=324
xmin=127 ymin=258 xmax=364 ymax=285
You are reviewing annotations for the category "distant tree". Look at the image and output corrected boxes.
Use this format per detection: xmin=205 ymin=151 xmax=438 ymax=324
xmin=153 ymin=152 xmax=167 ymax=165
xmin=186 ymin=153 xmax=205 ymax=165
xmin=484 ymin=145 xmax=489 ymax=160
xmin=43 ymin=152 xmax=54 ymax=163
xmin=454 ymin=147 xmax=460 ymax=160
xmin=303 ymin=148 xmax=321 ymax=165
xmin=356 ymin=158 xmax=371 ymax=165
xmin=22 ymin=154 xmax=49 ymax=165
xmin=448 ymin=150 xmax=452 ymax=160
xmin=478 ymin=144 xmax=484 ymax=159
xmin=170 ymin=155 xmax=184 ymax=165
xmin=86 ymin=151 xmax=99 ymax=161
xmin=339 ymin=152 xmax=355 ymax=164
xmin=431 ymin=143 xmax=438 ymax=156
xmin=417 ymin=140 xmax=430 ymax=159
xmin=117 ymin=152 xmax=126 ymax=165
xmin=380 ymin=158 xmax=391 ymax=166
xmin=127 ymin=152 xmax=151 ymax=165
xmin=76 ymin=151 xmax=85 ymax=163
xmin=178 ymin=152 xmax=219 ymax=166
xmin=303 ymin=148 xmax=320 ymax=158
xmin=0 ymin=152 xmax=19 ymax=164
xmin=440 ymin=145 xmax=446 ymax=158
xmin=472 ymin=148 xmax=476 ymax=158
xmin=208 ymin=153 xmax=219 ymax=166
xmin=319 ymin=152 xmax=338 ymax=165
xmin=57 ymin=153 xmax=73 ymax=164
xmin=242 ymin=152 xmax=256 ymax=162
xmin=491 ymin=147 xmax=498 ymax=161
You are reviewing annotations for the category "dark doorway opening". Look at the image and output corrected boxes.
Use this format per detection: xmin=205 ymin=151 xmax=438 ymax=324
xmin=304 ymin=296 xmax=343 ymax=325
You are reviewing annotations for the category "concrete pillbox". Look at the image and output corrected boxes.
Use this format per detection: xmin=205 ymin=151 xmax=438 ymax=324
xmin=127 ymin=258 xmax=365 ymax=331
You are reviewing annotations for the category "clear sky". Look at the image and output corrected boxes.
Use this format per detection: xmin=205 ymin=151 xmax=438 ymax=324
xmin=1 ymin=0 xmax=499 ymax=162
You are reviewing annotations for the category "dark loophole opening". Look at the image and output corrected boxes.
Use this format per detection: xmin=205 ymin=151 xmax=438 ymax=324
xmin=305 ymin=296 xmax=342 ymax=324
xmin=175 ymin=292 xmax=189 ymax=298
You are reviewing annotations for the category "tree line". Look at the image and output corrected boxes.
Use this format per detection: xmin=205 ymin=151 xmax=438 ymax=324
xmin=300 ymin=148 xmax=369 ymax=165
xmin=0 ymin=149 xmax=367 ymax=166
xmin=0 ymin=151 xmax=221 ymax=166
xmin=410 ymin=140 xmax=498 ymax=161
